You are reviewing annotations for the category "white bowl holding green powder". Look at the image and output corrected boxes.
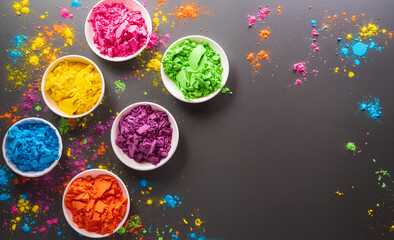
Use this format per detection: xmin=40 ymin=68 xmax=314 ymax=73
xmin=41 ymin=55 xmax=105 ymax=118
xmin=161 ymin=35 xmax=229 ymax=103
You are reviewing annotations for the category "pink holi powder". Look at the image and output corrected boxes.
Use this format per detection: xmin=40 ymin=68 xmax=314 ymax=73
xmin=89 ymin=3 xmax=149 ymax=58
xmin=258 ymin=7 xmax=270 ymax=21
xmin=293 ymin=62 xmax=307 ymax=75
xmin=146 ymin=31 xmax=158 ymax=49
xmin=247 ymin=15 xmax=256 ymax=27
xmin=165 ymin=33 xmax=170 ymax=40
xmin=11 ymin=206 xmax=18 ymax=213
xmin=312 ymin=27 xmax=319 ymax=36
xmin=69 ymin=14 xmax=74 ymax=19
xmin=61 ymin=7 xmax=70 ymax=18
xmin=294 ymin=79 xmax=302 ymax=85
xmin=39 ymin=227 xmax=47 ymax=232
xmin=47 ymin=218 xmax=58 ymax=225
xmin=141 ymin=1 xmax=148 ymax=7
xmin=311 ymin=43 xmax=319 ymax=52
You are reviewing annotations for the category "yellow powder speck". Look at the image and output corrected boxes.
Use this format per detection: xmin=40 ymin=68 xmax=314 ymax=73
xmin=335 ymin=190 xmax=344 ymax=196
xmin=11 ymin=224 xmax=16 ymax=231
xmin=348 ymin=71 xmax=354 ymax=78
xmin=21 ymin=0 xmax=29 ymax=6
xmin=29 ymin=55 xmax=39 ymax=65
xmin=183 ymin=218 xmax=188 ymax=224
xmin=334 ymin=67 xmax=339 ymax=73
xmin=146 ymin=199 xmax=153 ymax=205
xmin=359 ymin=23 xmax=379 ymax=37
xmin=20 ymin=207 xmax=25 ymax=212
xmin=21 ymin=6 xmax=29 ymax=14
xmin=346 ymin=33 xmax=352 ymax=39
xmin=32 ymin=205 xmax=39 ymax=213
xmin=195 ymin=218 xmax=203 ymax=227
xmin=45 ymin=61 xmax=102 ymax=115
xmin=31 ymin=37 xmax=46 ymax=51
xmin=367 ymin=209 xmax=373 ymax=216
xmin=66 ymin=148 xmax=71 ymax=157
xmin=159 ymin=200 xmax=165 ymax=205
xmin=382 ymin=29 xmax=386 ymax=34
xmin=146 ymin=52 xmax=162 ymax=72
xmin=40 ymin=15 xmax=45 ymax=19
xmin=15 ymin=217 xmax=20 ymax=222
xmin=162 ymin=16 xmax=167 ymax=22
xmin=13 ymin=3 xmax=22 ymax=11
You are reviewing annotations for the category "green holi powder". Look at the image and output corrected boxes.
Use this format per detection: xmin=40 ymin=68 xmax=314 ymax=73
xmin=372 ymin=159 xmax=376 ymax=163
xmin=58 ymin=117 xmax=71 ymax=135
xmin=375 ymin=169 xmax=392 ymax=189
xmin=35 ymin=105 xmax=42 ymax=111
xmin=114 ymin=80 xmax=126 ymax=92
xmin=144 ymin=91 xmax=148 ymax=95
xmin=82 ymin=139 xmax=87 ymax=144
xmin=162 ymin=39 xmax=223 ymax=100
xmin=346 ymin=142 xmax=356 ymax=151
xmin=117 ymin=227 xmax=126 ymax=234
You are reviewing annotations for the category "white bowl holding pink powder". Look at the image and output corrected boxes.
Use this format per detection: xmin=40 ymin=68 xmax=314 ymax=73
xmin=110 ymin=102 xmax=179 ymax=171
xmin=85 ymin=0 xmax=152 ymax=62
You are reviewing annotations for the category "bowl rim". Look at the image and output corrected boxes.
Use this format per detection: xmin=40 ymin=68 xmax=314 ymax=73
xmin=84 ymin=0 xmax=153 ymax=62
xmin=2 ymin=117 xmax=63 ymax=178
xmin=160 ymin=35 xmax=230 ymax=103
xmin=62 ymin=169 xmax=131 ymax=238
xmin=41 ymin=54 xmax=105 ymax=119
xmin=110 ymin=102 xmax=179 ymax=171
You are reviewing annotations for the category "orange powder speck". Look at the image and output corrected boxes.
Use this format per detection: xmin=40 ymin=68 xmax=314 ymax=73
xmin=342 ymin=12 xmax=346 ymax=16
xmin=64 ymin=175 xmax=128 ymax=235
xmin=389 ymin=32 xmax=393 ymax=39
xmin=328 ymin=16 xmax=331 ymax=19
xmin=351 ymin=15 xmax=356 ymax=21
xmin=174 ymin=2 xmax=203 ymax=20
xmin=345 ymin=18 xmax=348 ymax=22
xmin=259 ymin=28 xmax=271 ymax=40
xmin=97 ymin=143 xmax=108 ymax=155
xmin=334 ymin=15 xmax=338 ymax=19
xmin=257 ymin=50 xmax=269 ymax=60
xmin=276 ymin=5 xmax=281 ymax=14
xmin=0 ymin=113 xmax=12 ymax=119
xmin=246 ymin=53 xmax=254 ymax=61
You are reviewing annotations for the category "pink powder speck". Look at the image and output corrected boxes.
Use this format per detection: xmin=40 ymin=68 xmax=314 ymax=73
xmin=11 ymin=206 xmax=18 ymax=213
xmin=247 ymin=15 xmax=256 ymax=27
xmin=146 ymin=31 xmax=158 ymax=49
xmin=69 ymin=14 xmax=74 ymax=19
xmin=141 ymin=1 xmax=148 ymax=7
xmin=165 ymin=33 xmax=170 ymax=40
xmin=311 ymin=43 xmax=319 ymax=52
xmin=44 ymin=206 xmax=49 ymax=211
xmin=61 ymin=7 xmax=70 ymax=18
xmin=294 ymin=79 xmax=302 ymax=85
xmin=312 ymin=27 xmax=319 ymax=36
xmin=39 ymin=227 xmax=47 ymax=232
xmin=159 ymin=39 xmax=165 ymax=45
xmin=258 ymin=7 xmax=270 ymax=20
xmin=293 ymin=62 xmax=307 ymax=75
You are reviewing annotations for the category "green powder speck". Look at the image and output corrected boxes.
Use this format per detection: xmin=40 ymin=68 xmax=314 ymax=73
xmin=59 ymin=117 xmax=71 ymax=135
xmin=162 ymin=39 xmax=223 ymax=100
xmin=35 ymin=105 xmax=42 ymax=111
xmin=82 ymin=139 xmax=87 ymax=144
xmin=372 ymin=159 xmax=376 ymax=163
xmin=117 ymin=227 xmax=126 ymax=235
xmin=222 ymin=87 xmax=230 ymax=93
xmin=346 ymin=142 xmax=356 ymax=151
xmin=114 ymin=80 xmax=126 ymax=92
xmin=144 ymin=91 xmax=148 ymax=95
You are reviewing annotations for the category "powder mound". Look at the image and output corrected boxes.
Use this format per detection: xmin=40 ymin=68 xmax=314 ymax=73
xmin=44 ymin=60 xmax=102 ymax=115
xmin=359 ymin=97 xmax=382 ymax=120
xmin=64 ymin=175 xmax=128 ymax=235
xmin=162 ymin=39 xmax=223 ymax=100
xmin=174 ymin=2 xmax=203 ymax=20
xmin=115 ymin=105 xmax=173 ymax=165
xmin=89 ymin=3 xmax=148 ymax=58
xmin=293 ymin=62 xmax=307 ymax=75
xmin=5 ymin=120 xmax=60 ymax=172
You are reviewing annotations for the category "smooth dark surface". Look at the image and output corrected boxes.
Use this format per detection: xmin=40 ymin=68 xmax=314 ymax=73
xmin=0 ymin=0 xmax=393 ymax=239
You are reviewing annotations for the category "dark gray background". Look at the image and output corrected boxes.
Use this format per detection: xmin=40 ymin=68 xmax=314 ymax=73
xmin=0 ymin=0 xmax=393 ymax=239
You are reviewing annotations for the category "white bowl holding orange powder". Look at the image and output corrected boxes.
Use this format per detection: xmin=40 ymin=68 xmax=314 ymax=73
xmin=41 ymin=55 xmax=105 ymax=118
xmin=62 ymin=169 xmax=130 ymax=238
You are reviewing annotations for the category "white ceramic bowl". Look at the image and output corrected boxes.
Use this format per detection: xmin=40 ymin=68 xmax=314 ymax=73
xmin=85 ymin=0 xmax=152 ymax=62
xmin=111 ymin=102 xmax=179 ymax=171
xmin=62 ymin=169 xmax=130 ymax=238
xmin=2 ymin=117 xmax=63 ymax=178
xmin=41 ymin=55 xmax=105 ymax=119
xmin=161 ymin=35 xmax=230 ymax=103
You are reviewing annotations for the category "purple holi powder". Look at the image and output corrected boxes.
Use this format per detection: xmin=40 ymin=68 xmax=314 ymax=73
xmin=115 ymin=105 xmax=173 ymax=165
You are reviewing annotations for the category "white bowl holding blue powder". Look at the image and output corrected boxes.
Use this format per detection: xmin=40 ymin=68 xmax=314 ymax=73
xmin=2 ymin=117 xmax=63 ymax=178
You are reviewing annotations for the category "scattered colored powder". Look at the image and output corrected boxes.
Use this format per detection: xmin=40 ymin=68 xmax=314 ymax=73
xmin=247 ymin=15 xmax=256 ymax=27
xmin=247 ymin=50 xmax=269 ymax=68
xmin=22 ymin=224 xmax=30 ymax=232
xmin=355 ymin=59 xmax=360 ymax=65
xmin=352 ymin=42 xmax=368 ymax=57
xmin=375 ymin=169 xmax=391 ymax=189
xmin=114 ymin=80 xmax=126 ymax=92
xmin=89 ymin=3 xmax=149 ymax=58
xmin=29 ymin=55 xmax=39 ymax=65
xmin=115 ymin=105 xmax=173 ymax=165
xmin=368 ymin=209 xmax=373 ymax=216
xmin=346 ymin=142 xmax=356 ymax=151
xmin=35 ymin=106 xmax=42 ymax=111
xmin=221 ymin=87 xmax=231 ymax=94
xmin=58 ymin=117 xmax=73 ymax=135
xmin=335 ymin=190 xmax=344 ymax=196
xmin=13 ymin=0 xmax=30 ymax=16
xmin=347 ymin=34 xmax=353 ymax=40
xmin=312 ymin=27 xmax=319 ymax=37
xmin=276 ymin=6 xmax=281 ymax=14
xmin=259 ymin=28 xmax=271 ymax=40
xmin=311 ymin=20 xmax=316 ymax=27
xmin=31 ymin=37 xmax=46 ymax=51
xmin=53 ymin=24 xmax=75 ymax=46
xmin=95 ymin=116 xmax=115 ymax=135
xmin=294 ymin=79 xmax=302 ymax=85
xmin=64 ymin=175 xmax=128 ymax=235
xmin=139 ymin=179 xmax=148 ymax=187
xmin=162 ymin=39 xmax=223 ymax=100
xmin=163 ymin=195 xmax=181 ymax=208
xmin=146 ymin=52 xmax=162 ymax=72
xmin=174 ymin=2 xmax=203 ymax=20
xmin=0 ymin=193 xmax=11 ymax=201
xmin=359 ymin=97 xmax=382 ymax=120
xmin=61 ymin=7 xmax=70 ymax=18
xmin=257 ymin=7 xmax=270 ymax=20
xmin=348 ymin=71 xmax=354 ymax=78
xmin=195 ymin=218 xmax=203 ymax=227
xmin=359 ymin=23 xmax=379 ymax=37
xmin=44 ymin=60 xmax=103 ymax=115
xmin=5 ymin=120 xmax=60 ymax=172
xmin=293 ymin=62 xmax=307 ymax=75
xmin=71 ymin=0 xmax=81 ymax=7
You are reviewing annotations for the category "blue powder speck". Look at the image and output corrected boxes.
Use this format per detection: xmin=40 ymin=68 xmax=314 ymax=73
xmin=172 ymin=234 xmax=179 ymax=239
xmin=341 ymin=47 xmax=349 ymax=56
xmin=87 ymin=165 xmax=91 ymax=169
xmin=311 ymin=20 xmax=316 ymax=27
xmin=71 ymin=0 xmax=81 ymax=7
xmin=22 ymin=225 xmax=30 ymax=232
xmin=57 ymin=231 xmax=62 ymax=236
xmin=0 ymin=193 xmax=11 ymax=201
xmin=352 ymin=42 xmax=368 ymax=57
xmin=359 ymin=97 xmax=382 ymax=120
xmin=0 ymin=169 xmax=9 ymax=186
xmin=139 ymin=179 xmax=148 ymax=187
xmin=355 ymin=59 xmax=360 ymax=65
xmin=163 ymin=195 xmax=181 ymax=208
xmin=369 ymin=41 xmax=376 ymax=49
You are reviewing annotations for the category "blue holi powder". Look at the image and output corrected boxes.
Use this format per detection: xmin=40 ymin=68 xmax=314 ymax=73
xmin=359 ymin=97 xmax=382 ymax=120
xmin=341 ymin=47 xmax=349 ymax=56
xmin=369 ymin=41 xmax=376 ymax=49
xmin=172 ymin=234 xmax=179 ymax=239
xmin=311 ymin=20 xmax=316 ymax=27
xmin=337 ymin=38 xmax=341 ymax=42
xmin=354 ymin=59 xmax=360 ymax=65
xmin=0 ymin=169 xmax=10 ymax=186
xmin=188 ymin=232 xmax=208 ymax=240
xmin=352 ymin=42 xmax=368 ymax=57
xmin=71 ymin=0 xmax=81 ymax=7
xmin=87 ymin=165 xmax=91 ymax=169
xmin=22 ymin=225 xmax=30 ymax=232
xmin=13 ymin=35 xmax=28 ymax=47
xmin=0 ymin=193 xmax=11 ymax=201
xmin=57 ymin=231 xmax=62 ymax=236
xmin=163 ymin=195 xmax=181 ymax=208
xmin=139 ymin=179 xmax=148 ymax=187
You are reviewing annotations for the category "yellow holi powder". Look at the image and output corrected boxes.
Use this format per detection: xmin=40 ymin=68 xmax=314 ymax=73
xmin=146 ymin=52 xmax=162 ymax=72
xmin=21 ymin=6 xmax=29 ymax=14
xmin=195 ymin=218 xmax=203 ymax=227
xmin=146 ymin=199 xmax=153 ymax=205
xmin=40 ymin=15 xmax=46 ymax=19
xmin=53 ymin=24 xmax=75 ymax=46
xmin=31 ymin=37 xmax=46 ymax=51
xmin=346 ymin=33 xmax=352 ymax=39
xmin=367 ymin=209 xmax=373 ymax=216
xmin=12 ymin=0 xmax=29 ymax=15
xmin=183 ymin=218 xmax=188 ymax=224
xmin=45 ymin=61 xmax=102 ymax=115
xmin=348 ymin=71 xmax=354 ymax=78
xmin=29 ymin=55 xmax=39 ymax=65
xmin=359 ymin=23 xmax=379 ymax=37
xmin=335 ymin=190 xmax=344 ymax=196
xmin=6 ymin=65 xmax=28 ymax=87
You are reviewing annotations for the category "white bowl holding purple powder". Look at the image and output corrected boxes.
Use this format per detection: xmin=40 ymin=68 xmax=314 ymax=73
xmin=2 ymin=117 xmax=63 ymax=178
xmin=110 ymin=102 xmax=179 ymax=171
xmin=85 ymin=0 xmax=152 ymax=62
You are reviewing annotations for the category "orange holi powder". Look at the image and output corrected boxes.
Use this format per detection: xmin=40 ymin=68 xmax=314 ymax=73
xmin=247 ymin=50 xmax=269 ymax=68
xmin=174 ymin=2 xmax=203 ymax=20
xmin=259 ymin=28 xmax=271 ymax=40
xmin=64 ymin=175 xmax=127 ymax=235
xmin=276 ymin=6 xmax=281 ymax=14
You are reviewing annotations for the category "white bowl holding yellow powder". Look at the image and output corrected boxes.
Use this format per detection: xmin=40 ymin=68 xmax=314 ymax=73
xmin=41 ymin=55 xmax=105 ymax=118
